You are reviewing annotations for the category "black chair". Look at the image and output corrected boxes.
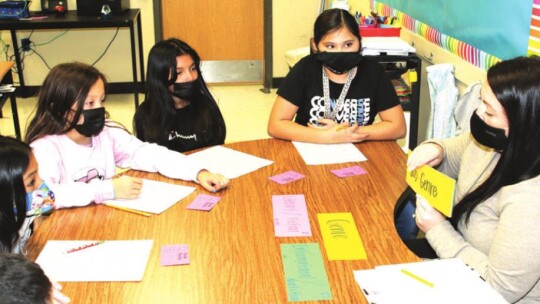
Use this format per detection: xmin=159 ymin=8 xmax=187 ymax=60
xmin=394 ymin=186 xmax=438 ymax=259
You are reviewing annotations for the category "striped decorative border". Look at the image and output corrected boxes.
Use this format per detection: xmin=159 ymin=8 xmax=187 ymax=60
xmin=528 ymin=0 xmax=540 ymax=56
xmin=373 ymin=1 xmax=501 ymax=70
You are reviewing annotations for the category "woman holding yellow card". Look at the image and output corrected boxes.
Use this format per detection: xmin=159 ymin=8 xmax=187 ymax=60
xmin=407 ymin=56 xmax=540 ymax=303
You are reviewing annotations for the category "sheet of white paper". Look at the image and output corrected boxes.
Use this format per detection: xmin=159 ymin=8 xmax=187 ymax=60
xmin=353 ymin=258 xmax=508 ymax=304
xmin=292 ymin=142 xmax=367 ymax=165
xmin=35 ymin=240 xmax=153 ymax=282
xmin=187 ymin=146 xmax=273 ymax=179
xmin=361 ymin=37 xmax=416 ymax=52
xmin=104 ymin=179 xmax=195 ymax=214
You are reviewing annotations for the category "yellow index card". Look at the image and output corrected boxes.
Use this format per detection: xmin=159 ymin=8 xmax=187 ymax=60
xmin=406 ymin=159 xmax=456 ymax=217
xmin=317 ymin=213 xmax=367 ymax=260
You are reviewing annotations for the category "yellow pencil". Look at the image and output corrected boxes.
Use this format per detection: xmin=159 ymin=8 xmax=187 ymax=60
xmin=335 ymin=125 xmax=348 ymax=132
xmin=400 ymin=268 xmax=434 ymax=288
xmin=104 ymin=204 xmax=152 ymax=217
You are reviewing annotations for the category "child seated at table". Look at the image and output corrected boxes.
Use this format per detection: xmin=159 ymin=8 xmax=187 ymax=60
xmin=134 ymin=38 xmax=226 ymax=152
xmin=267 ymin=8 xmax=406 ymax=144
xmin=24 ymin=62 xmax=229 ymax=209
xmin=0 ymin=136 xmax=54 ymax=254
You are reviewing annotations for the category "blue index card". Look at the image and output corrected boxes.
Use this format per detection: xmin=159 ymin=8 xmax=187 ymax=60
xmin=280 ymin=243 xmax=333 ymax=302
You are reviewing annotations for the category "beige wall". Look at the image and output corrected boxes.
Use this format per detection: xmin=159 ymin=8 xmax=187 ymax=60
xmin=1 ymin=0 xmax=483 ymax=88
xmin=272 ymin=0 xmax=368 ymax=78
xmin=1 ymin=0 xmax=155 ymax=85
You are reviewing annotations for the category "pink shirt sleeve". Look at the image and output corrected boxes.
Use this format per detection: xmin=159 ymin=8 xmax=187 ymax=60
xmin=107 ymin=127 xmax=205 ymax=182
xmin=30 ymin=138 xmax=115 ymax=208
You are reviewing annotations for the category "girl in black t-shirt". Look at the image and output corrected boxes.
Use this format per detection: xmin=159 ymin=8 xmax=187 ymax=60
xmin=134 ymin=38 xmax=226 ymax=152
xmin=268 ymin=9 xmax=406 ymax=144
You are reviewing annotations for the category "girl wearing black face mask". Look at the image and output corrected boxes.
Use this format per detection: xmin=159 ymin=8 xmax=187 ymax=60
xmin=25 ymin=62 xmax=230 ymax=210
xmin=268 ymin=8 xmax=406 ymax=144
xmin=134 ymin=38 xmax=226 ymax=153
xmin=405 ymin=56 xmax=540 ymax=303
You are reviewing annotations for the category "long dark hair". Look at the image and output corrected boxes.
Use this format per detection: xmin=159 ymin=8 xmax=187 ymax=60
xmin=451 ymin=56 xmax=540 ymax=227
xmin=25 ymin=62 xmax=108 ymax=144
xmin=134 ymin=38 xmax=226 ymax=147
xmin=313 ymin=8 xmax=362 ymax=46
xmin=0 ymin=136 xmax=30 ymax=253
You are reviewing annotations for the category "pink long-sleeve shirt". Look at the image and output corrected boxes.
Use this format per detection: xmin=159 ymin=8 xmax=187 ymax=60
xmin=30 ymin=126 xmax=205 ymax=208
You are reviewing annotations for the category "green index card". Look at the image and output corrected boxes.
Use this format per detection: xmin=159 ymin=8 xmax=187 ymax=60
xmin=280 ymin=243 xmax=333 ymax=302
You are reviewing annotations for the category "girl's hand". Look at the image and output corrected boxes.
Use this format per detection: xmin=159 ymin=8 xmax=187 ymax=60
xmin=112 ymin=176 xmax=143 ymax=199
xmin=308 ymin=118 xmax=339 ymax=129
xmin=197 ymin=170 xmax=229 ymax=192
xmin=52 ymin=281 xmax=70 ymax=303
xmin=407 ymin=143 xmax=444 ymax=171
xmin=414 ymin=195 xmax=446 ymax=233
xmin=330 ymin=123 xmax=369 ymax=143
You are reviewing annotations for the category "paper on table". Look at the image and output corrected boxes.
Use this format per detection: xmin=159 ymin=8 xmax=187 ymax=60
xmin=104 ymin=179 xmax=195 ymax=214
xmin=280 ymin=243 xmax=333 ymax=302
xmin=35 ymin=240 xmax=153 ymax=282
xmin=318 ymin=212 xmax=367 ymax=260
xmin=269 ymin=170 xmax=305 ymax=184
xmin=331 ymin=165 xmax=367 ymax=178
xmin=186 ymin=194 xmax=221 ymax=211
xmin=354 ymin=258 xmax=508 ymax=304
xmin=272 ymin=194 xmax=311 ymax=237
xmin=292 ymin=141 xmax=367 ymax=165
xmin=161 ymin=244 xmax=189 ymax=266
xmin=187 ymin=146 xmax=273 ymax=179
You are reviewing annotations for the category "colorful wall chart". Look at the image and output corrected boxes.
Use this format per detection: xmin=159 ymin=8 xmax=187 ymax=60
xmin=374 ymin=0 xmax=537 ymax=70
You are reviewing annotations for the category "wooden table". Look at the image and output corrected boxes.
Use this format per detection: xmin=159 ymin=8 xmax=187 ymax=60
xmin=25 ymin=138 xmax=419 ymax=303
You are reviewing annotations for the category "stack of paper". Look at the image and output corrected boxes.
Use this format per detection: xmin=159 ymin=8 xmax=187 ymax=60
xmin=361 ymin=37 xmax=416 ymax=56
xmin=353 ymin=258 xmax=508 ymax=304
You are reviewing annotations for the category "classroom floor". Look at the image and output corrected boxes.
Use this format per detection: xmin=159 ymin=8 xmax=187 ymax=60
xmin=0 ymin=85 xmax=276 ymax=143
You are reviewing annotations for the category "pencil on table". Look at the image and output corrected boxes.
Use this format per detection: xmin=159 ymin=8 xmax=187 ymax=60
xmin=104 ymin=203 xmax=152 ymax=217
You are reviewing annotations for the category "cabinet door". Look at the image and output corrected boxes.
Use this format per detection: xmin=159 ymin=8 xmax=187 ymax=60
xmin=161 ymin=0 xmax=264 ymax=83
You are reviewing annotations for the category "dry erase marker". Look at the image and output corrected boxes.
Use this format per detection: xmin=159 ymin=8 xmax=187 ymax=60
xmin=400 ymin=268 xmax=434 ymax=288
xmin=65 ymin=241 xmax=104 ymax=254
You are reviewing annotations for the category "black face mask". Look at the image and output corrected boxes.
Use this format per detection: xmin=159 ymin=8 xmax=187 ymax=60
xmin=316 ymin=52 xmax=362 ymax=74
xmin=171 ymin=80 xmax=200 ymax=100
xmin=75 ymin=107 xmax=106 ymax=137
xmin=470 ymin=111 xmax=508 ymax=151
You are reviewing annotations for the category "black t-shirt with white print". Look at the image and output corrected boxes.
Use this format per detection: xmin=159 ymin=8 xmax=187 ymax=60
xmin=277 ymin=53 xmax=400 ymax=126
xmin=166 ymin=104 xmax=219 ymax=153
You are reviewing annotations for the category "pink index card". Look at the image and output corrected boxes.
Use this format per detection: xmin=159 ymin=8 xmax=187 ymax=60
xmin=269 ymin=171 xmax=305 ymax=184
xmin=161 ymin=244 xmax=189 ymax=266
xmin=331 ymin=165 xmax=367 ymax=178
xmin=272 ymin=194 xmax=312 ymax=237
xmin=186 ymin=194 xmax=221 ymax=211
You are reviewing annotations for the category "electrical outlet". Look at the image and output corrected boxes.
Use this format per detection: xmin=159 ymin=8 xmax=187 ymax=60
xmin=21 ymin=38 xmax=31 ymax=52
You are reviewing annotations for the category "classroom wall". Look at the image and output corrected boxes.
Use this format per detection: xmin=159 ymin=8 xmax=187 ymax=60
xmin=3 ymin=0 xmax=375 ymax=84
xmin=272 ymin=0 xmax=366 ymax=78
xmin=1 ymin=0 xmax=155 ymax=85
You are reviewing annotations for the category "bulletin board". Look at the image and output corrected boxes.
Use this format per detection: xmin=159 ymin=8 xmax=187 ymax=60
xmin=377 ymin=0 xmax=533 ymax=61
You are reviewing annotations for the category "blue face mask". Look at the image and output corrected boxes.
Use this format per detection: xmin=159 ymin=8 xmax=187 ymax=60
xmin=25 ymin=182 xmax=55 ymax=217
